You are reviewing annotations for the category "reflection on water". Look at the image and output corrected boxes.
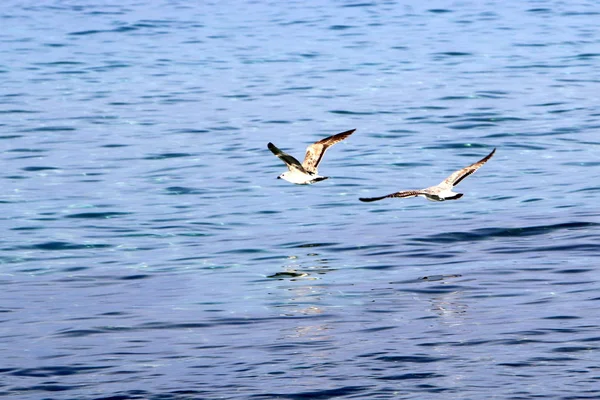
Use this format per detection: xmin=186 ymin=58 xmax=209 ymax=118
xmin=429 ymin=290 xmax=469 ymax=324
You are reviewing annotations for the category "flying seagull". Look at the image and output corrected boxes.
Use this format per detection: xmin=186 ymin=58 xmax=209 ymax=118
xmin=359 ymin=148 xmax=496 ymax=202
xmin=268 ymin=129 xmax=356 ymax=184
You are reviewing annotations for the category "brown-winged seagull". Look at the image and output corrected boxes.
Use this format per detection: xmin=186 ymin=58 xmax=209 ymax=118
xmin=359 ymin=148 xmax=496 ymax=202
xmin=268 ymin=129 xmax=356 ymax=184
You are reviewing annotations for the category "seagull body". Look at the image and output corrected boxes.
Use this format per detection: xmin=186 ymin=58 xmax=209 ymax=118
xmin=268 ymin=129 xmax=356 ymax=185
xmin=359 ymin=148 xmax=496 ymax=203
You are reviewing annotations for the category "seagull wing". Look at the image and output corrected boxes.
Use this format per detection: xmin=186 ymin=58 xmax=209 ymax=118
xmin=268 ymin=142 xmax=306 ymax=173
xmin=302 ymin=129 xmax=356 ymax=174
xmin=439 ymin=148 xmax=496 ymax=189
xmin=359 ymin=190 xmax=424 ymax=202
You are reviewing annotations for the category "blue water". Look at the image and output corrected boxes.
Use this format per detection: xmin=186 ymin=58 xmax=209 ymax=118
xmin=1 ymin=1 xmax=599 ymax=399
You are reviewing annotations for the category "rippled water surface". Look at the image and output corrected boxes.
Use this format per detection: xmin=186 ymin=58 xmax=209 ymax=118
xmin=1 ymin=1 xmax=600 ymax=399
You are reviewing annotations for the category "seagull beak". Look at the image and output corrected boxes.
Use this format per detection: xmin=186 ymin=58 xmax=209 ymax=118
xmin=277 ymin=176 xmax=281 ymax=179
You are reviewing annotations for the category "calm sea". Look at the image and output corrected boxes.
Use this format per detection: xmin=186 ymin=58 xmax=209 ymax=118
xmin=1 ymin=1 xmax=599 ymax=399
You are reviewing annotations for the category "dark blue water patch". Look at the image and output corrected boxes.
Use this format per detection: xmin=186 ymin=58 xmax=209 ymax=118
xmin=264 ymin=120 xmax=292 ymax=124
xmin=10 ymin=365 xmax=109 ymax=377
xmin=61 ymin=266 xmax=89 ymax=272
xmin=164 ymin=186 xmax=205 ymax=195
xmin=400 ymin=284 xmax=474 ymax=295
xmin=222 ymin=94 xmax=252 ymax=99
xmin=217 ymin=248 xmax=267 ymax=255
xmin=376 ymin=355 xmax=450 ymax=363
xmin=119 ymin=274 xmax=151 ymax=280
xmin=496 ymin=361 xmax=532 ymax=368
xmin=376 ymin=372 xmax=443 ymax=381
xmin=143 ymin=152 xmax=195 ymax=160
xmin=33 ymin=61 xmax=85 ymax=67
xmin=437 ymin=96 xmax=473 ymax=101
xmin=552 ymin=346 xmax=596 ymax=353
xmin=0 ymin=109 xmax=38 ymax=114
xmin=412 ymin=222 xmax=597 ymax=244
xmin=513 ymin=42 xmax=546 ymax=48
xmin=208 ymin=125 xmax=240 ymax=131
xmin=553 ymin=268 xmax=593 ymax=274
xmin=91 ymin=390 xmax=212 ymax=399
xmin=490 ymin=243 xmax=599 ymax=254
xmin=9 ymin=384 xmax=76 ymax=393
xmin=563 ymin=161 xmax=600 ymax=167
xmin=562 ymin=11 xmax=600 ymax=16
xmin=136 ymin=320 xmax=255 ymax=332
xmin=543 ymin=315 xmax=581 ymax=320
xmin=484 ymin=133 xmax=514 ymax=138
xmin=329 ymin=25 xmax=354 ymax=30
xmin=21 ymin=166 xmax=59 ymax=171
xmin=572 ymin=53 xmax=600 ymax=60
xmin=356 ymin=264 xmax=398 ymax=270
xmin=433 ymin=52 xmax=473 ymax=57
xmin=527 ymin=8 xmax=552 ymax=13
xmin=108 ymin=101 xmax=136 ymax=106
xmin=428 ymin=9 xmax=452 ymax=13
xmin=20 ymin=126 xmax=76 ymax=132
xmin=548 ymin=107 xmax=586 ymax=114
xmin=342 ymin=2 xmax=376 ymax=7
xmin=55 ymin=327 xmax=128 ymax=338
xmin=329 ymin=110 xmax=376 ymax=115
xmin=529 ymin=102 xmax=566 ymax=107
xmin=65 ymin=212 xmax=131 ymax=219
xmin=24 ymin=242 xmax=112 ymax=250
xmin=448 ymin=123 xmax=496 ymax=130
xmin=522 ymin=198 xmax=543 ymax=203
xmin=43 ymin=42 xmax=70 ymax=47
xmin=0 ymin=135 xmax=23 ymax=140
xmin=507 ymin=63 xmax=566 ymax=69
xmin=283 ymin=86 xmax=313 ymax=91
xmin=283 ymin=242 xmax=338 ymax=249
xmin=169 ymin=128 xmax=210 ymax=134
xmin=251 ymin=386 xmax=367 ymax=399
xmin=69 ymin=25 xmax=139 ymax=36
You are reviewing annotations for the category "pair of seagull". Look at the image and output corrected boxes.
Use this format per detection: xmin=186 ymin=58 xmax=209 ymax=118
xmin=268 ymin=129 xmax=496 ymax=202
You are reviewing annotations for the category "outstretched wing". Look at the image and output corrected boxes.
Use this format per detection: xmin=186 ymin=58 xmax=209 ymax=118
xmin=359 ymin=190 xmax=424 ymax=202
xmin=302 ymin=129 xmax=356 ymax=174
xmin=268 ymin=142 xmax=306 ymax=173
xmin=440 ymin=148 xmax=496 ymax=188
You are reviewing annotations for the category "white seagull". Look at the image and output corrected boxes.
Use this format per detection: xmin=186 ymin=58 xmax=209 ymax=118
xmin=268 ymin=129 xmax=356 ymax=184
xmin=359 ymin=148 xmax=496 ymax=202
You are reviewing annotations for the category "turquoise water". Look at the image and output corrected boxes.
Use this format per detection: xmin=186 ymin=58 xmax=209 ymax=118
xmin=1 ymin=1 xmax=599 ymax=399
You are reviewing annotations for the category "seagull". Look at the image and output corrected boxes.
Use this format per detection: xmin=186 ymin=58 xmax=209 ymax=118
xmin=268 ymin=129 xmax=356 ymax=184
xmin=359 ymin=148 xmax=496 ymax=202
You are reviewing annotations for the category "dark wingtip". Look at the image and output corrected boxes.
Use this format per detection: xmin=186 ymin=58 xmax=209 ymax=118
xmin=267 ymin=142 xmax=275 ymax=149
xmin=359 ymin=197 xmax=381 ymax=202
xmin=334 ymin=128 xmax=357 ymax=137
